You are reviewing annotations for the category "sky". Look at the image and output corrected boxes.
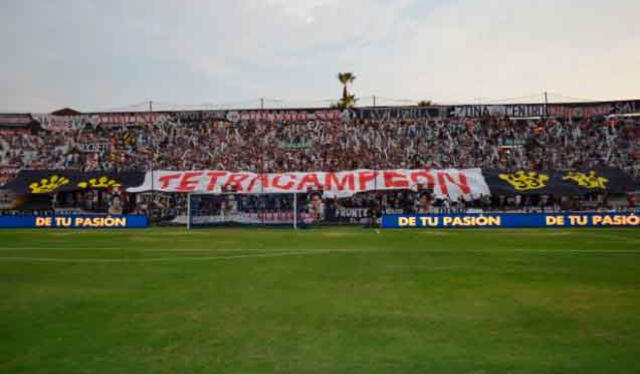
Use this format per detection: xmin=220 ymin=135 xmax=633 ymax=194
xmin=1 ymin=0 xmax=639 ymax=112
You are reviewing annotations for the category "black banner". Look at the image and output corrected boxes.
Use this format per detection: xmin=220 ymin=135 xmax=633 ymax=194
xmin=3 ymin=170 xmax=145 ymax=195
xmin=0 ymin=113 xmax=33 ymax=128
xmin=547 ymin=100 xmax=640 ymax=118
xmin=165 ymin=110 xmax=228 ymax=123
xmin=355 ymin=106 xmax=444 ymax=120
xmin=224 ymin=109 xmax=350 ymax=122
xmin=31 ymin=114 xmax=100 ymax=132
xmin=21 ymin=99 xmax=640 ymax=129
xmin=484 ymin=167 xmax=639 ymax=196
xmin=453 ymin=104 xmax=547 ymax=118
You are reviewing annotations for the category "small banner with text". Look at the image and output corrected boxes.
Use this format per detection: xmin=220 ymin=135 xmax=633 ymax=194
xmin=382 ymin=213 xmax=640 ymax=229
xmin=0 ymin=215 xmax=149 ymax=229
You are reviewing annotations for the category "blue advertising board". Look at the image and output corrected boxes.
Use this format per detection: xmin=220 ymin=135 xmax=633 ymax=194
xmin=0 ymin=215 xmax=149 ymax=229
xmin=382 ymin=213 xmax=640 ymax=229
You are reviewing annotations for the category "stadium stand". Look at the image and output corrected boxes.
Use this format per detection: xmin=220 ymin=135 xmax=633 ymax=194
xmin=1 ymin=102 xmax=639 ymax=224
xmin=1 ymin=115 xmax=638 ymax=174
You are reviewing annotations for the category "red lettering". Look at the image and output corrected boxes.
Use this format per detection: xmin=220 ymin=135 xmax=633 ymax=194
xmin=175 ymin=172 xmax=203 ymax=192
xmin=246 ymin=174 xmax=270 ymax=193
xmin=273 ymin=174 xmax=296 ymax=190
xmin=158 ymin=173 xmax=182 ymax=190
xmin=383 ymin=171 xmax=409 ymax=189
xmin=358 ymin=171 xmax=378 ymax=191
xmin=223 ymin=173 xmax=250 ymax=192
xmin=437 ymin=172 xmax=471 ymax=196
xmin=410 ymin=170 xmax=436 ymax=190
xmin=297 ymin=173 xmax=323 ymax=191
xmin=206 ymin=171 xmax=228 ymax=191
xmin=325 ymin=172 xmax=355 ymax=191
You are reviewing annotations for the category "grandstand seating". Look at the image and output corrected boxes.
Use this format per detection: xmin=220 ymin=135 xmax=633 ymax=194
xmin=1 ymin=108 xmax=639 ymax=219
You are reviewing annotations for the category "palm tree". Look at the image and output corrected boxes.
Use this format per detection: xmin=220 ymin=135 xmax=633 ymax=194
xmin=337 ymin=72 xmax=356 ymax=101
xmin=330 ymin=94 xmax=358 ymax=110
xmin=341 ymin=94 xmax=358 ymax=109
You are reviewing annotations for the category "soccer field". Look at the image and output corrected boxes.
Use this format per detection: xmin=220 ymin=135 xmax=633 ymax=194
xmin=1 ymin=227 xmax=639 ymax=374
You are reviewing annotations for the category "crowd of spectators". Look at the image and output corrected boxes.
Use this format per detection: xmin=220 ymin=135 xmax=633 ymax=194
xmin=1 ymin=114 xmax=638 ymax=219
xmin=1 ymin=115 xmax=639 ymax=178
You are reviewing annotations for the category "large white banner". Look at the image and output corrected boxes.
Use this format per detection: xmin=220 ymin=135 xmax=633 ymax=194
xmin=127 ymin=169 xmax=490 ymax=201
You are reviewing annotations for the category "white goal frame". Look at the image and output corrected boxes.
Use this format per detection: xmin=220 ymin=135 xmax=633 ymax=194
xmin=186 ymin=192 xmax=299 ymax=230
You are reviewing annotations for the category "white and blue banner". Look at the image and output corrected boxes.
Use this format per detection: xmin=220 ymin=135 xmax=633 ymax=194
xmin=0 ymin=215 xmax=149 ymax=229
xmin=382 ymin=213 xmax=640 ymax=229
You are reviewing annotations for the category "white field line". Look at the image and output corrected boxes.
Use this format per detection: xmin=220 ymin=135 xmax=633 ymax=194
xmin=0 ymin=248 xmax=638 ymax=263
xmin=0 ymin=247 xmax=336 ymax=252
xmin=0 ymin=247 xmax=638 ymax=254
xmin=483 ymin=249 xmax=640 ymax=254
xmin=0 ymin=250 xmax=336 ymax=263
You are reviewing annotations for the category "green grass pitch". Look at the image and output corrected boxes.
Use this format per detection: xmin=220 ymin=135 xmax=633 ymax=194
xmin=1 ymin=227 xmax=639 ymax=374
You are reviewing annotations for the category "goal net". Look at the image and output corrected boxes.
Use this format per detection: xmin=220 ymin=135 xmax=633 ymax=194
xmin=151 ymin=189 xmax=431 ymax=229
xmin=186 ymin=192 xmax=311 ymax=229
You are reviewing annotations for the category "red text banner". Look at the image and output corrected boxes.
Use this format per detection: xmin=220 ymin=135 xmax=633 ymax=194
xmin=127 ymin=169 xmax=490 ymax=201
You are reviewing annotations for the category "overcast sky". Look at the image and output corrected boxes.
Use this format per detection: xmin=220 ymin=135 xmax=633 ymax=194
xmin=1 ymin=0 xmax=639 ymax=112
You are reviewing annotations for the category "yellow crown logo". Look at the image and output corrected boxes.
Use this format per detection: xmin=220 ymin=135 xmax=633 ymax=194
xmin=498 ymin=171 xmax=549 ymax=191
xmin=29 ymin=175 xmax=70 ymax=194
xmin=77 ymin=176 xmax=122 ymax=189
xmin=562 ymin=171 xmax=608 ymax=189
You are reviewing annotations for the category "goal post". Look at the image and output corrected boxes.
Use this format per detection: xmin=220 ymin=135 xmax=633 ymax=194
xmin=186 ymin=191 xmax=306 ymax=229
xmin=155 ymin=188 xmax=432 ymax=229
xmin=186 ymin=192 xmax=191 ymax=231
